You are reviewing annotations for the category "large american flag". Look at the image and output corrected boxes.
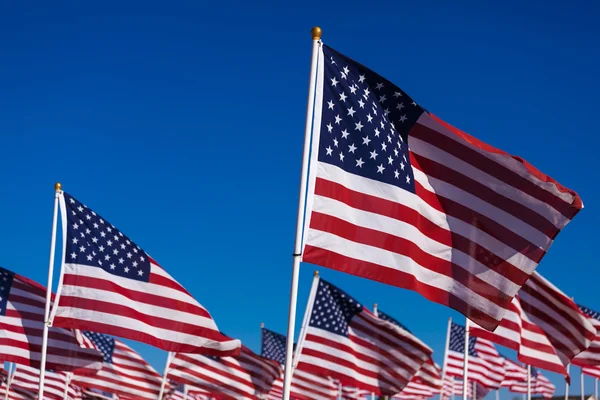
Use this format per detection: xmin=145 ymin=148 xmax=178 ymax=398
xmin=445 ymin=323 xmax=505 ymax=389
xmin=9 ymin=365 xmax=82 ymax=400
xmin=261 ymin=327 xmax=338 ymax=400
xmin=51 ymin=191 xmax=240 ymax=355
xmin=71 ymin=331 xmax=165 ymax=400
xmin=0 ymin=266 xmax=103 ymax=373
xmin=167 ymin=346 xmax=282 ymax=400
xmin=295 ymin=278 xmax=432 ymax=396
xmin=508 ymin=366 xmax=555 ymax=399
xmin=573 ymin=304 xmax=600 ymax=366
xmin=301 ymin=43 xmax=582 ymax=331
xmin=470 ymin=295 xmax=568 ymax=377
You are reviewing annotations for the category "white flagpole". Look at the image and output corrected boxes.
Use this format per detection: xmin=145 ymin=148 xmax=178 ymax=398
xmin=496 ymin=389 xmax=499 ymax=400
xmin=4 ymin=362 xmax=14 ymax=400
xmin=62 ymin=372 xmax=73 ymax=400
xmin=282 ymin=26 xmax=322 ymax=400
xmin=157 ymin=351 xmax=173 ymax=400
xmin=566 ymin=364 xmax=571 ymax=400
xmin=370 ymin=303 xmax=378 ymax=400
xmin=581 ymin=368 xmax=585 ymax=400
xmin=462 ymin=319 xmax=470 ymax=400
xmin=38 ymin=182 xmax=62 ymax=400
xmin=440 ymin=317 xmax=453 ymax=400
xmin=594 ymin=377 xmax=598 ymax=400
xmin=292 ymin=271 xmax=320 ymax=372
xmin=337 ymin=381 xmax=342 ymax=400
xmin=472 ymin=381 xmax=476 ymax=400
xmin=527 ymin=365 xmax=531 ymax=400
xmin=183 ymin=384 xmax=188 ymax=400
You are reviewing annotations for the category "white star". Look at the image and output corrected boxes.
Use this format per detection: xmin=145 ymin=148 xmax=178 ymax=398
xmin=399 ymin=114 xmax=407 ymax=123
xmin=341 ymin=129 xmax=350 ymax=139
xmin=70 ymin=252 xmax=77 ymax=259
xmin=79 ymin=246 xmax=86 ymax=253
xmin=369 ymin=149 xmax=378 ymax=160
xmin=366 ymin=114 xmax=373 ymax=123
xmin=339 ymin=92 xmax=347 ymax=102
xmin=106 ymin=226 xmax=112 ymax=233
xmin=105 ymin=255 xmax=110 ymax=261
xmin=388 ymin=155 xmax=394 ymax=165
xmin=354 ymin=121 xmax=364 ymax=131
xmin=406 ymin=175 xmax=411 ymax=184
xmin=69 ymin=198 xmax=75 ymax=203
xmin=107 ymin=240 xmax=113 ymax=247
xmin=363 ymin=88 xmax=370 ymax=99
xmin=347 ymin=107 xmax=356 ymax=117
xmin=119 ymin=258 xmax=124 ymax=264
xmin=113 ymin=249 xmax=119 ymax=255
xmin=400 ymin=161 xmax=405 ymax=170
xmin=335 ymin=114 xmax=342 ymax=124
xmin=397 ymin=102 xmax=405 ymax=110
xmin=339 ymin=152 xmax=345 ymax=161
xmin=127 ymin=252 xmax=132 ymax=258
xmin=124 ymin=267 xmax=130 ymax=273
xmin=374 ymin=128 xmax=380 ymax=137
xmin=394 ymin=91 xmax=403 ymax=98
xmin=330 ymin=77 xmax=338 ymax=87
xmin=86 ymin=254 xmax=93 ymax=261
xmin=72 ymin=237 xmax=79 ymax=244
xmin=327 ymin=100 xmax=335 ymax=110
xmin=379 ymin=95 xmax=387 ymax=103
xmin=376 ymin=82 xmax=384 ymax=90
xmin=358 ymin=74 xmax=366 ymax=83
xmin=394 ymin=170 xmax=400 ymax=178
xmin=138 ymin=270 xmax=144 ymax=276
xmin=377 ymin=164 xmax=385 ymax=174
xmin=100 ymin=231 xmax=106 ymax=238
xmin=356 ymin=158 xmax=364 ymax=168
xmin=349 ymin=84 xmax=358 ymax=94
xmin=362 ymin=136 xmax=371 ymax=146
xmin=92 ymin=237 xmax=98 ymax=243
xmin=348 ymin=143 xmax=357 ymax=153
xmin=99 ymin=245 xmax=105 ymax=252
xmin=358 ymin=99 xmax=365 ymax=108
xmin=343 ymin=66 xmax=350 ymax=75
xmin=384 ymin=108 xmax=390 ymax=116
xmin=132 ymin=261 xmax=138 ymax=267
xmin=110 ymin=264 xmax=116 ymax=270
xmin=327 ymin=123 xmax=333 ymax=133
xmin=394 ymin=148 xmax=399 ymax=157
xmin=77 ymin=206 xmax=84 ymax=212
xmin=381 ymin=142 xmax=387 ymax=151
xmin=326 ymin=146 xmax=333 ymax=156
xmin=73 ymin=223 xmax=79 ymax=230
xmin=120 ymin=243 xmax=126 ymax=249
xmin=388 ymin=135 xmax=393 ymax=143
xmin=333 ymin=138 xmax=339 ymax=147
xmin=412 ymin=100 xmax=417 ymax=106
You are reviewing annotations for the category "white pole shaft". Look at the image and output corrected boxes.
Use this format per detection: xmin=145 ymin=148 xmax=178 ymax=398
xmin=62 ymin=373 xmax=72 ymax=400
xmin=157 ymin=352 xmax=173 ymax=400
xmin=183 ymin=384 xmax=188 ymax=400
xmin=38 ymin=189 xmax=60 ymax=400
xmin=373 ymin=304 xmax=378 ymax=317
xmin=281 ymin=34 xmax=320 ymax=400
xmin=4 ymin=363 xmax=14 ymax=400
xmin=594 ymin=377 xmax=597 ymax=400
xmin=527 ymin=365 xmax=531 ymax=400
xmin=292 ymin=274 xmax=320 ymax=371
xmin=370 ymin=393 xmax=375 ymax=400
xmin=581 ymin=369 xmax=585 ymax=400
xmin=472 ymin=380 xmax=476 ymax=400
xmin=462 ymin=319 xmax=470 ymax=400
xmin=566 ymin=364 xmax=571 ymax=400
xmin=496 ymin=389 xmax=499 ymax=400
xmin=337 ymin=381 xmax=342 ymax=400
xmin=440 ymin=318 xmax=452 ymax=400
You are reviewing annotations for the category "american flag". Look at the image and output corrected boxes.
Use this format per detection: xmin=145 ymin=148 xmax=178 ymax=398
xmin=376 ymin=309 xmax=441 ymax=391
xmin=9 ymin=365 xmax=81 ymax=400
xmin=81 ymin=389 xmax=118 ymax=400
xmin=165 ymin=382 xmax=214 ymax=400
xmin=573 ymin=304 xmax=600 ymax=366
xmin=51 ymin=191 xmax=240 ymax=356
xmin=581 ymin=365 xmax=600 ymax=379
xmin=339 ymin=386 xmax=370 ymax=400
xmin=508 ymin=366 xmax=555 ymax=399
xmin=0 ymin=384 xmax=33 ymax=400
xmin=518 ymin=272 xmax=595 ymax=374
xmin=71 ymin=331 xmax=165 ymax=400
xmin=470 ymin=295 xmax=568 ymax=378
xmin=295 ymin=278 xmax=432 ymax=396
xmin=445 ymin=323 xmax=505 ymax=389
xmin=301 ymin=43 xmax=582 ymax=331
xmin=260 ymin=327 xmax=338 ymax=400
xmin=441 ymin=376 xmax=488 ymax=400
xmin=0 ymin=266 xmax=103 ymax=373
xmin=500 ymin=357 xmax=528 ymax=389
xmin=167 ymin=345 xmax=282 ymax=400
xmin=394 ymin=380 xmax=436 ymax=400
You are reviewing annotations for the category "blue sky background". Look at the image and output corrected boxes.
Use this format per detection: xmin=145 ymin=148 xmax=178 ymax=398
xmin=1 ymin=0 xmax=599 ymax=397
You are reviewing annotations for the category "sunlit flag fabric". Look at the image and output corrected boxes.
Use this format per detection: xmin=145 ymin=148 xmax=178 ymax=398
xmin=469 ymin=296 xmax=568 ymax=378
xmin=445 ymin=323 xmax=505 ymax=389
xmin=582 ymin=365 xmax=600 ymax=379
xmin=51 ymin=191 xmax=240 ymax=355
xmin=0 ymin=384 xmax=33 ymax=400
xmin=9 ymin=365 xmax=82 ymax=400
xmin=167 ymin=345 xmax=282 ymax=400
xmin=394 ymin=380 xmax=436 ymax=400
xmin=573 ymin=304 xmax=600 ymax=366
xmin=295 ymin=278 xmax=432 ymax=396
xmin=71 ymin=331 xmax=165 ymax=400
xmin=165 ymin=383 xmax=214 ymax=400
xmin=260 ymin=327 xmax=338 ymax=400
xmin=500 ymin=357 xmax=528 ymax=389
xmin=441 ymin=376 xmax=488 ymax=400
xmin=81 ymin=389 xmax=118 ymax=400
xmin=301 ymin=43 xmax=583 ymax=331
xmin=508 ymin=366 xmax=555 ymax=399
xmin=0 ymin=266 xmax=103 ymax=373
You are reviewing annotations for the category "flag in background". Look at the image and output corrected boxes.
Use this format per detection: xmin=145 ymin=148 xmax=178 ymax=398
xmin=0 ymin=266 xmax=102 ymax=373
xmin=508 ymin=366 xmax=555 ymax=399
xmin=52 ymin=191 xmax=240 ymax=356
xmin=295 ymin=278 xmax=432 ymax=396
xmin=500 ymin=357 xmax=528 ymax=389
xmin=301 ymin=42 xmax=582 ymax=331
xmin=9 ymin=365 xmax=81 ymax=400
xmin=573 ymin=304 xmax=600 ymax=366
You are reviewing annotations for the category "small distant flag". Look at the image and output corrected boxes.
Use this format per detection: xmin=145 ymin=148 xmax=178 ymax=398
xmin=573 ymin=304 xmax=600 ymax=366
xmin=508 ymin=366 xmax=555 ymax=399
xmin=9 ymin=365 xmax=81 ymax=400
xmin=51 ymin=191 xmax=240 ymax=355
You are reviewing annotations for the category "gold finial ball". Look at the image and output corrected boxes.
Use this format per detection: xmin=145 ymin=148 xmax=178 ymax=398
xmin=54 ymin=182 xmax=62 ymax=191
xmin=311 ymin=26 xmax=322 ymax=40
xmin=314 ymin=270 xmax=319 ymax=277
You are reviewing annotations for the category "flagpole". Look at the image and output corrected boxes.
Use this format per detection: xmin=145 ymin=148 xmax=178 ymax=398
xmin=581 ymin=368 xmax=585 ymax=400
xmin=496 ymin=389 xmax=499 ymax=400
xmin=566 ymin=364 xmax=571 ymax=400
xmin=472 ymin=381 xmax=476 ymax=400
xmin=594 ymin=377 xmax=597 ymax=400
xmin=370 ymin=302 xmax=378 ymax=400
xmin=38 ymin=182 xmax=62 ymax=400
xmin=62 ymin=372 xmax=73 ymax=400
xmin=292 ymin=271 xmax=320 ymax=371
xmin=282 ymin=25 xmax=322 ymax=400
xmin=527 ymin=365 xmax=531 ymax=400
xmin=440 ymin=317 xmax=452 ymax=400
xmin=4 ymin=362 xmax=14 ymax=400
xmin=462 ymin=319 xmax=470 ymax=400
xmin=183 ymin=384 xmax=188 ymax=400
xmin=157 ymin=351 xmax=173 ymax=400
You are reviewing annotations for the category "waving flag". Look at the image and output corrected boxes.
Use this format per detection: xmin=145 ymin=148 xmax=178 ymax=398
xmin=395 ymin=380 xmax=436 ymax=400
xmin=165 ymin=383 xmax=214 ymax=400
xmin=0 ymin=266 xmax=102 ymax=373
xmin=508 ymin=366 xmax=555 ymax=399
xmin=446 ymin=323 xmax=505 ymax=389
xmin=573 ymin=304 xmax=600 ymax=366
xmin=51 ymin=191 xmax=240 ymax=355
xmin=301 ymin=43 xmax=582 ymax=330
xmin=9 ymin=365 xmax=81 ymax=400
xmin=295 ymin=278 xmax=432 ymax=396
xmin=72 ymin=331 xmax=164 ymax=400
xmin=340 ymin=386 xmax=370 ymax=400
xmin=442 ymin=376 xmax=489 ymax=400
xmin=500 ymin=357 xmax=528 ymax=389
xmin=167 ymin=346 xmax=281 ymax=400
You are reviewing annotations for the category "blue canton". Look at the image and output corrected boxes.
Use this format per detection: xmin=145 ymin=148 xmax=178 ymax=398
xmin=449 ymin=322 xmax=477 ymax=356
xmin=377 ymin=309 xmax=412 ymax=333
xmin=83 ymin=331 xmax=115 ymax=363
xmin=0 ymin=267 xmax=14 ymax=317
xmin=63 ymin=192 xmax=151 ymax=282
xmin=318 ymin=45 xmax=424 ymax=192
xmin=261 ymin=328 xmax=288 ymax=364
xmin=309 ymin=279 xmax=363 ymax=336
xmin=578 ymin=304 xmax=600 ymax=322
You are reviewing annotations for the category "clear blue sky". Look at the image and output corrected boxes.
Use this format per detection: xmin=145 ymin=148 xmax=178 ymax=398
xmin=1 ymin=0 xmax=599 ymax=397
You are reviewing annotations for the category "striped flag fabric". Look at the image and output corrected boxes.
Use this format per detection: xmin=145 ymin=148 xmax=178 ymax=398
xmin=470 ymin=295 xmax=567 ymax=377
xmin=394 ymin=380 xmax=436 ymax=400
xmin=71 ymin=331 xmax=165 ymax=400
xmin=445 ymin=323 xmax=505 ymax=389
xmin=508 ymin=367 xmax=555 ymax=399
xmin=260 ymin=327 xmax=338 ymax=400
xmin=51 ymin=191 xmax=241 ymax=355
xmin=295 ymin=278 xmax=432 ymax=396
xmin=301 ymin=43 xmax=582 ymax=331
xmin=165 ymin=383 xmax=214 ymax=400
xmin=9 ymin=365 xmax=81 ymax=400
xmin=582 ymin=366 xmax=600 ymax=379
xmin=441 ymin=376 xmax=489 ymax=400
xmin=339 ymin=386 xmax=370 ymax=400
xmin=500 ymin=357 xmax=528 ymax=389
xmin=0 ymin=266 xmax=103 ymax=373
xmin=573 ymin=304 xmax=600 ymax=366
xmin=81 ymin=389 xmax=118 ymax=400
xmin=0 ymin=384 xmax=33 ymax=400
xmin=167 ymin=345 xmax=282 ymax=400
